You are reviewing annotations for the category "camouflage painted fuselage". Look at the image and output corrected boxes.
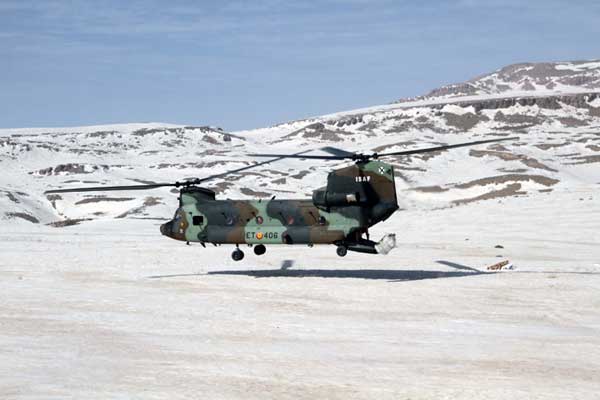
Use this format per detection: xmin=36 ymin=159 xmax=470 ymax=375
xmin=160 ymin=160 xmax=399 ymax=246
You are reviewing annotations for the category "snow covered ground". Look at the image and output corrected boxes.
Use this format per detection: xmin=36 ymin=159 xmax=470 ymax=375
xmin=1 ymin=186 xmax=599 ymax=399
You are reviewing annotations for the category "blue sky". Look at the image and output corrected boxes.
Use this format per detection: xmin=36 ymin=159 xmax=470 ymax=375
xmin=2 ymin=0 xmax=599 ymax=130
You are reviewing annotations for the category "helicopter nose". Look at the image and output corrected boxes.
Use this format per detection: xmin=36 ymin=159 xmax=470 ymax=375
xmin=160 ymin=221 xmax=173 ymax=236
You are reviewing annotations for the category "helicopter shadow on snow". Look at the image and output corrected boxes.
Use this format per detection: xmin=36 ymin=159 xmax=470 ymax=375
xmin=148 ymin=260 xmax=492 ymax=282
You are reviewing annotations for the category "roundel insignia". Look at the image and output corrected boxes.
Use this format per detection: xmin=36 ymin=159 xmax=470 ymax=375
xmin=256 ymin=232 xmax=264 ymax=240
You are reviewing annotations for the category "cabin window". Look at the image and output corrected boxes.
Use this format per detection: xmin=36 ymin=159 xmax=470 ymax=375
xmin=256 ymin=216 xmax=264 ymax=224
xmin=192 ymin=216 xmax=204 ymax=226
xmin=318 ymin=216 xmax=327 ymax=225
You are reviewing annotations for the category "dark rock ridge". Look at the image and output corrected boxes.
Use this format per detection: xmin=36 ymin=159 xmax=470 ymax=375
xmin=319 ymin=92 xmax=600 ymax=128
xmin=429 ymin=92 xmax=600 ymax=113
xmin=31 ymin=164 xmax=110 ymax=176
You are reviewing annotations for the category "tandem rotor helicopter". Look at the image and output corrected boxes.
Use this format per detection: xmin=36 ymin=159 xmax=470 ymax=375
xmin=45 ymin=137 xmax=517 ymax=261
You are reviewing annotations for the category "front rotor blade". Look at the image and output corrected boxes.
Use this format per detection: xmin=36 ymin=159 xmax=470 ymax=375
xmin=44 ymin=150 xmax=314 ymax=194
xmin=376 ymin=137 xmax=519 ymax=157
xmin=44 ymin=183 xmax=175 ymax=194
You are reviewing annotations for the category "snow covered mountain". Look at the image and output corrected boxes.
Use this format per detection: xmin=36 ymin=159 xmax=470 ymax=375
xmin=1 ymin=60 xmax=599 ymax=226
xmin=398 ymin=60 xmax=600 ymax=102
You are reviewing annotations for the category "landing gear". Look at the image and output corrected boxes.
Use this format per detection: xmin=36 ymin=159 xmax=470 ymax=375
xmin=253 ymin=244 xmax=266 ymax=256
xmin=231 ymin=248 xmax=245 ymax=261
xmin=336 ymin=245 xmax=347 ymax=257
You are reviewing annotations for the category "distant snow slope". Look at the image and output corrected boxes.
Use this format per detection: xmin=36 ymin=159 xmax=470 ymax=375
xmin=0 ymin=60 xmax=599 ymax=226
xmin=397 ymin=60 xmax=600 ymax=102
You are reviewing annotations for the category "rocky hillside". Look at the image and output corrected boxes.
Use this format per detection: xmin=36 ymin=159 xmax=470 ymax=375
xmin=1 ymin=61 xmax=599 ymax=226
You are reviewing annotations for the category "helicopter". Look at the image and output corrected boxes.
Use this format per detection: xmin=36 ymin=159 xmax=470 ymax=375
xmin=45 ymin=136 xmax=517 ymax=261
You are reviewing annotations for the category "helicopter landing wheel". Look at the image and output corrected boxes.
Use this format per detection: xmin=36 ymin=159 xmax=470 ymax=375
xmin=336 ymin=245 xmax=348 ymax=257
xmin=253 ymin=244 xmax=266 ymax=256
xmin=232 ymin=248 xmax=245 ymax=261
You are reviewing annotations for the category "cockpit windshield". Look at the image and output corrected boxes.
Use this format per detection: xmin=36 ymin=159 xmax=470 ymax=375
xmin=173 ymin=209 xmax=182 ymax=222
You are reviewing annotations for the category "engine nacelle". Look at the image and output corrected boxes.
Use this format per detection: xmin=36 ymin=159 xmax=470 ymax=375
xmin=312 ymin=189 xmax=359 ymax=210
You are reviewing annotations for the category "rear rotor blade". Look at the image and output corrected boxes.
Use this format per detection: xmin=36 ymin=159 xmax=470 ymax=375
xmin=249 ymin=153 xmax=349 ymax=160
xmin=320 ymin=146 xmax=356 ymax=157
xmin=251 ymin=137 xmax=518 ymax=161
xmin=375 ymin=137 xmax=518 ymax=158
xmin=197 ymin=150 xmax=313 ymax=183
